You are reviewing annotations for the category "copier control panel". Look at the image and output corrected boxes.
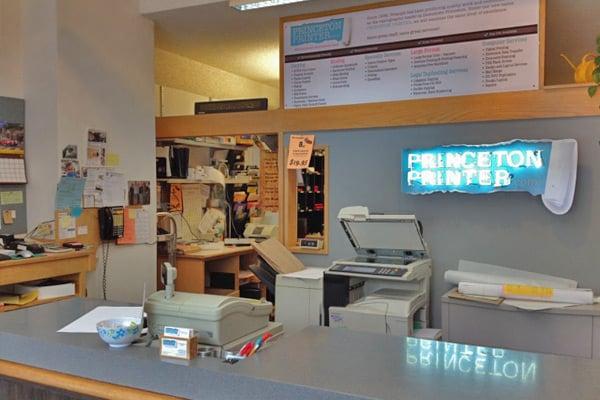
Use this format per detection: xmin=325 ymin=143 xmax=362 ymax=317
xmin=329 ymin=264 xmax=407 ymax=277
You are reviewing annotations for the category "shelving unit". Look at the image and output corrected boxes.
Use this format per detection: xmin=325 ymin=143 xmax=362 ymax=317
xmin=157 ymin=178 xmax=223 ymax=185
xmin=205 ymin=288 xmax=239 ymax=297
xmin=156 ymin=134 xmax=278 ymax=300
xmin=285 ymin=146 xmax=329 ymax=254
xmin=156 ymin=138 xmax=249 ymax=151
xmin=224 ymin=175 xmax=256 ymax=185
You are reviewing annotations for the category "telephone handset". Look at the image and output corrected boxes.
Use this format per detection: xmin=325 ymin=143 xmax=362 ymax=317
xmin=98 ymin=206 xmax=125 ymax=240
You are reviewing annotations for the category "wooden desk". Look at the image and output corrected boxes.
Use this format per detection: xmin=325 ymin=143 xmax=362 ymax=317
xmin=0 ymin=249 xmax=96 ymax=311
xmin=157 ymin=246 xmax=260 ymax=297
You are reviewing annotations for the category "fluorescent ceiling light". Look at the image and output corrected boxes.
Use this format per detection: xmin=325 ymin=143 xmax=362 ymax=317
xmin=230 ymin=0 xmax=310 ymax=11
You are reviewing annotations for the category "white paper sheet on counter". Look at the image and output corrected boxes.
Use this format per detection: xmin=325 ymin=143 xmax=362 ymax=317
xmin=58 ymin=306 xmax=142 ymax=333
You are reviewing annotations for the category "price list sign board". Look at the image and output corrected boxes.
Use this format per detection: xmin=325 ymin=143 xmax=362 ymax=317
xmin=282 ymin=0 xmax=539 ymax=109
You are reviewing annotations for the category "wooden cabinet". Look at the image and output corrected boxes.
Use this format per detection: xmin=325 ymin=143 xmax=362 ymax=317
xmin=157 ymin=247 xmax=263 ymax=298
xmin=0 ymin=249 xmax=96 ymax=312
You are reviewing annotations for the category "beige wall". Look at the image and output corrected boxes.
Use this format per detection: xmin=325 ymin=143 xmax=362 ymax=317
xmin=155 ymin=48 xmax=280 ymax=109
xmin=22 ymin=0 xmax=156 ymax=303
xmin=545 ymin=0 xmax=600 ymax=85
xmin=139 ymin=0 xmax=222 ymax=14
xmin=0 ymin=0 xmax=23 ymax=98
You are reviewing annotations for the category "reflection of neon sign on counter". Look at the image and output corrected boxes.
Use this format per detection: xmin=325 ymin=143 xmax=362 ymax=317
xmin=402 ymin=140 xmax=552 ymax=195
xmin=406 ymin=338 xmax=538 ymax=383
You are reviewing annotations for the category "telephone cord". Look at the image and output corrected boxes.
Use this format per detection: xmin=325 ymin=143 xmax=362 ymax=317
xmin=102 ymin=241 xmax=110 ymax=300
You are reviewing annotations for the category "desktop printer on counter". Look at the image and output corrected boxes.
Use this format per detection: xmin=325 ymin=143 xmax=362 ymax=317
xmin=145 ymin=263 xmax=274 ymax=346
xmin=243 ymin=212 xmax=279 ymax=241
xmin=243 ymin=223 xmax=278 ymax=241
xmin=324 ymin=206 xmax=431 ymax=337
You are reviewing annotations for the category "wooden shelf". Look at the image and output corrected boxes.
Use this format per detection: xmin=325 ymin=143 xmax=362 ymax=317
xmin=0 ymin=295 xmax=75 ymax=313
xmin=239 ymin=270 xmax=260 ymax=286
xmin=205 ymin=288 xmax=239 ymax=297
xmin=156 ymin=138 xmax=248 ymax=151
xmin=224 ymin=176 xmax=256 ymax=185
xmin=157 ymin=178 xmax=222 ymax=185
xmin=543 ymin=83 xmax=591 ymax=90
xmin=288 ymin=246 xmax=328 ymax=255
xmin=156 ymin=87 xmax=600 ymax=138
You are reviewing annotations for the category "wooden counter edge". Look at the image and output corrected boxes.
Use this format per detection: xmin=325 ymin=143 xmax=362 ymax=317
xmin=0 ymin=359 xmax=182 ymax=400
xmin=175 ymin=246 xmax=255 ymax=261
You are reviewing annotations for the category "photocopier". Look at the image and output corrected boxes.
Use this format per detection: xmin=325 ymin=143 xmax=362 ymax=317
xmin=145 ymin=263 xmax=278 ymax=350
xmin=323 ymin=206 xmax=432 ymax=336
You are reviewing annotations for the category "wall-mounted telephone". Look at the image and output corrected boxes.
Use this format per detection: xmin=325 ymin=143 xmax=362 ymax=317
xmin=98 ymin=207 xmax=125 ymax=240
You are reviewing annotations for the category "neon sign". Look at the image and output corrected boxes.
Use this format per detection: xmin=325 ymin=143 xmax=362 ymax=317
xmin=402 ymin=140 xmax=552 ymax=195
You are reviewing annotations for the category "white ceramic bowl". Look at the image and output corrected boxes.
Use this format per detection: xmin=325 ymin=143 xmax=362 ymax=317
xmin=96 ymin=318 xmax=141 ymax=348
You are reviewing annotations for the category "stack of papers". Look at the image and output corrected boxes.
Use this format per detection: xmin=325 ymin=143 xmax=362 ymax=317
xmin=0 ymin=291 xmax=38 ymax=306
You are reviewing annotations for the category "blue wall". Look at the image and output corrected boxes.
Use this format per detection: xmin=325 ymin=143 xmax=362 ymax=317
xmin=289 ymin=116 xmax=600 ymax=327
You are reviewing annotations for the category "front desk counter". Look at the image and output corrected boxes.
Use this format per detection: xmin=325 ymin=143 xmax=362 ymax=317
xmin=1 ymin=299 xmax=600 ymax=400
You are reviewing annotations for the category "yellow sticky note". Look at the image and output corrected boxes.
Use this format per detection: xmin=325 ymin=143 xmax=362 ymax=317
xmin=0 ymin=191 xmax=23 ymax=205
xmin=106 ymin=153 xmax=120 ymax=167
xmin=59 ymin=215 xmax=73 ymax=228
xmin=2 ymin=210 xmax=14 ymax=224
xmin=129 ymin=208 xmax=137 ymax=219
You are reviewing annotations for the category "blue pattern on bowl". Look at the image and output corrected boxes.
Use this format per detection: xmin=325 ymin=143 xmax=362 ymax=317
xmin=96 ymin=318 xmax=141 ymax=348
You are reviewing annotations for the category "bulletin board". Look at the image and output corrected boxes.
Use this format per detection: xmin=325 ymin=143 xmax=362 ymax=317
xmin=53 ymin=209 xmax=100 ymax=246
xmin=0 ymin=97 xmax=27 ymax=234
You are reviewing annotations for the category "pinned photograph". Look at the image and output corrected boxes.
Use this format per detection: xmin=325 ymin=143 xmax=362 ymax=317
xmin=128 ymin=180 xmax=151 ymax=206
xmin=88 ymin=129 xmax=107 ymax=143
xmin=61 ymin=159 xmax=81 ymax=178
xmin=87 ymin=146 xmax=106 ymax=166
xmin=62 ymin=144 xmax=78 ymax=159
xmin=0 ymin=121 xmax=25 ymax=156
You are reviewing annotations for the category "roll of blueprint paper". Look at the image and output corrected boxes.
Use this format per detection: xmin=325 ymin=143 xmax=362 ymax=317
xmin=444 ymin=270 xmax=575 ymax=289
xmin=458 ymin=282 xmax=593 ymax=304
xmin=444 ymin=260 xmax=578 ymax=289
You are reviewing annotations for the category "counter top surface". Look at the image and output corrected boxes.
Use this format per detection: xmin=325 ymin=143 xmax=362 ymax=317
xmin=1 ymin=298 xmax=600 ymax=399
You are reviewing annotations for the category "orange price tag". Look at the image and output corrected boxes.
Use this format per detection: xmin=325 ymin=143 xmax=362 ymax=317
xmin=287 ymin=135 xmax=315 ymax=170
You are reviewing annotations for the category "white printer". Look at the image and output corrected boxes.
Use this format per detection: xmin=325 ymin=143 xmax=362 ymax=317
xmin=324 ymin=206 xmax=431 ymax=336
xmin=145 ymin=291 xmax=273 ymax=346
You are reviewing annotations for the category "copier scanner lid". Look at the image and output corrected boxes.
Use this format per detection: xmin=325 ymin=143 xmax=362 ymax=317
xmin=338 ymin=206 xmax=427 ymax=257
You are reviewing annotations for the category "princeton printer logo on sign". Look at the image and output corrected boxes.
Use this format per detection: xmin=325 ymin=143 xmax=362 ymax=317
xmin=402 ymin=140 xmax=551 ymax=195
xmin=290 ymin=18 xmax=350 ymax=47
xmin=401 ymin=139 xmax=578 ymax=215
